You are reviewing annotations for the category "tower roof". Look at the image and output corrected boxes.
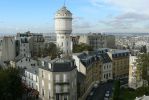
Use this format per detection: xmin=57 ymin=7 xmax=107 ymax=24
xmin=56 ymin=6 xmax=72 ymax=16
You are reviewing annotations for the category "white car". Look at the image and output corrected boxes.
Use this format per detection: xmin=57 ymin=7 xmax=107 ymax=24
xmin=104 ymin=91 xmax=110 ymax=100
xmin=89 ymin=92 xmax=94 ymax=96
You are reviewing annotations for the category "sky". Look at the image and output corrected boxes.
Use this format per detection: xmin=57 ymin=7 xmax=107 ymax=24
xmin=0 ymin=0 xmax=149 ymax=34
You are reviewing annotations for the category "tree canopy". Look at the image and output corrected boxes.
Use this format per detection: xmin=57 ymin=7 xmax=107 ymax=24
xmin=137 ymin=53 xmax=149 ymax=81
xmin=73 ymin=43 xmax=93 ymax=53
xmin=38 ymin=42 xmax=61 ymax=59
xmin=112 ymin=80 xmax=120 ymax=100
xmin=0 ymin=67 xmax=24 ymax=100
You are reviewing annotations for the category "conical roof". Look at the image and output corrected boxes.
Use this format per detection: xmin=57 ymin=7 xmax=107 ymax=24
xmin=56 ymin=6 xmax=72 ymax=16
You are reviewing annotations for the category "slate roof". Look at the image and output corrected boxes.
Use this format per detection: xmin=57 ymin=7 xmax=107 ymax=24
xmin=98 ymin=53 xmax=112 ymax=63
xmin=40 ymin=57 xmax=76 ymax=72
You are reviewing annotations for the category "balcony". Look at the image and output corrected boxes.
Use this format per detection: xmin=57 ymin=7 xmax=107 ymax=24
xmin=55 ymin=79 xmax=69 ymax=85
xmin=55 ymin=87 xmax=69 ymax=94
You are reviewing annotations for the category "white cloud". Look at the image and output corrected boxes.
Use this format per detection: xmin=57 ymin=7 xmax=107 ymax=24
xmin=98 ymin=12 xmax=149 ymax=32
xmin=90 ymin=0 xmax=149 ymax=14
xmin=88 ymin=0 xmax=149 ymax=32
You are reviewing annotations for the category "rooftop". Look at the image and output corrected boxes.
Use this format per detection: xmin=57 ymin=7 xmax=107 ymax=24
xmin=40 ymin=57 xmax=76 ymax=72
xmin=55 ymin=6 xmax=72 ymax=17
xmin=110 ymin=49 xmax=129 ymax=54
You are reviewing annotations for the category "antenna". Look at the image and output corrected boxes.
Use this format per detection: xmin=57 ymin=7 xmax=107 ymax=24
xmin=64 ymin=0 xmax=66 ymax=6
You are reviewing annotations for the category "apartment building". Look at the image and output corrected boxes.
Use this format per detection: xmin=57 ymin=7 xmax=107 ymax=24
xmin=38 ymin=57 xmax=77 ymax=100
xmin=23 ymin=66 xmax=39 ymax=91
xmin=73 ymin=52 xmax=101 ymax=98
xmin=99 ymin=53 xmax=113 ymax=82
xmin=16 ymin=31 xmax=44 ymax=57
xmin=16 ymin=57 xmax=37 ymax=69
xmin=129 ymin=56 xmax=143 ymax=89
xmin=108 ymin=50 xmax=130 ymax=79
xmin=78 ymin=33 xmax=115 ymax=50
xmin=0 ymin=36 xmax=16 ymax=61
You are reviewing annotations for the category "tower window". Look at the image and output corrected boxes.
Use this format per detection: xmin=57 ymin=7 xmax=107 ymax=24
xmin=67 ymin=41 xmax=68 ymax=46
xmin=62 ymin=42 xmax=63 ymax=46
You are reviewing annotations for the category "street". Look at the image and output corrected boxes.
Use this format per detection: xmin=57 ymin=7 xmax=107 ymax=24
xmin=86 ymin=78 xmax=128 ymax=100
xmin=86 ymin=81 xmax=114 ymax=100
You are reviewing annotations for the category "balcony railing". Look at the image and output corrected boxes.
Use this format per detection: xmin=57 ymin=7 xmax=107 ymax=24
xmin=55 ymin=87 xmax=69 ymax=93
xmin=55 ymin=79 xmax=69 ymax=84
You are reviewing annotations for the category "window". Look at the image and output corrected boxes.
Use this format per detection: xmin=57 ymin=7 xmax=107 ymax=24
xmin=67 ymin=41 xmax=68 ymax=46
xmin=42 ymin=61 xmax=44 ymax=66
xmin=36 ymin=85 xmax=38 ymax=90
xmin=63 ymin=74 xmax=67 ymax=82
xmin=61 ymin=42 xmax=63 ymax=46
xmin=42 ymin=80 xmax=44 ymax=87
xmin=42 ymin=89 xmax=44 ymax=96
xmin=29 ymin=81 xmax=30 ymax=87
xmin=42 ymin=71 xmax=44 ymax=78
xmin=32 ymin=83 xmax=33 ymax=88
xmin=49 ymin=83 xmax=51 ymax=90
xmin=49 ymin=91 xmax=51 ymax=99
xmin=49 ymin=74 xmax=51 ymax=80
xmin=64 ymin=95 xmax=68 ymax=100
xmin=55 ymin=74 xmax=60 ymax=82
xmin=56 ymin=94 xmax=59 ymax=100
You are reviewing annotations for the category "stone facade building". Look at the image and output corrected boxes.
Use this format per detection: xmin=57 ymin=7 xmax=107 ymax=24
xmin=38 ymin=57 xmax=77 ymax=100
xmin=0 ymin=36 xmax=16 ymax=62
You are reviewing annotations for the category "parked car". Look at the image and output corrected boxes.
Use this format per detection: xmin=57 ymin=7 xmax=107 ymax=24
xmin=104 ymin=91 xmax=110 ymax=100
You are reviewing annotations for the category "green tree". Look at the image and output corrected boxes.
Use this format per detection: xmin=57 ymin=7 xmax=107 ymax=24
xmin=43 ymin=43 xmax=61 ymax=59
xmin=112 ymin=80 xmax=120 ymax=100
xmin=137 ymin=53 xmax=149 ymax=81
xmin=140 ymin=45 xmax=147 ymax=53
xmin=73 ymin=43 xmax=93 ymax=53
xmin=0 ymin=67 xmax=24 ymax=100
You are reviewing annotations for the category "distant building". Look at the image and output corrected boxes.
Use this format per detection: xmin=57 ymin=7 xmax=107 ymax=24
xmin=44 ymin=35 xmax=56 ymax=44
xmin=0 ymin=36 xmax=16 ymax=62
xmin=71 ymin=35 xmax=80 ymax=45
xmin=78 ymin=33 xmax=115 ymax=50
xmin=16 ymin=32 xmax=32 ymax=57
xmin=129 ymin=56 xmax=143 ymax=89
xmin=38 ymin=57 xmax=77 ymax=100
xmin=16 ymin=31 xmax=44 ymax=57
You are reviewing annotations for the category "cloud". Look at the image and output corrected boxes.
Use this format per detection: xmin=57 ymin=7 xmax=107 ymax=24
xmin=98 ymin=12 xmax=149 ymax=32
xmin=90 ymin=0 xmax=149 ymax=14
xmin=74 ymin=22 xmax=92 ymax=29
xmin=116 ymin=12 xmax=149 ymax=22
xmin=0 ymin=21 xmax=4 ymax=23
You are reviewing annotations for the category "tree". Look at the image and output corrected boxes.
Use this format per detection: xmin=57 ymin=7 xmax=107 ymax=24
xmin=73 ymin=43 xmax=93 ymax=53
xmin=137 ymin=53 xmax=149 ymax=81
xmin=0 ymin=67 xmax=24 ymax=100
xmin=43 ymin=43 xmax=61 ymax=59
xmin=112 ymin=80 xmax=120 ymax=100
xmin=140 ymin=45 xmax=147 ymax=53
